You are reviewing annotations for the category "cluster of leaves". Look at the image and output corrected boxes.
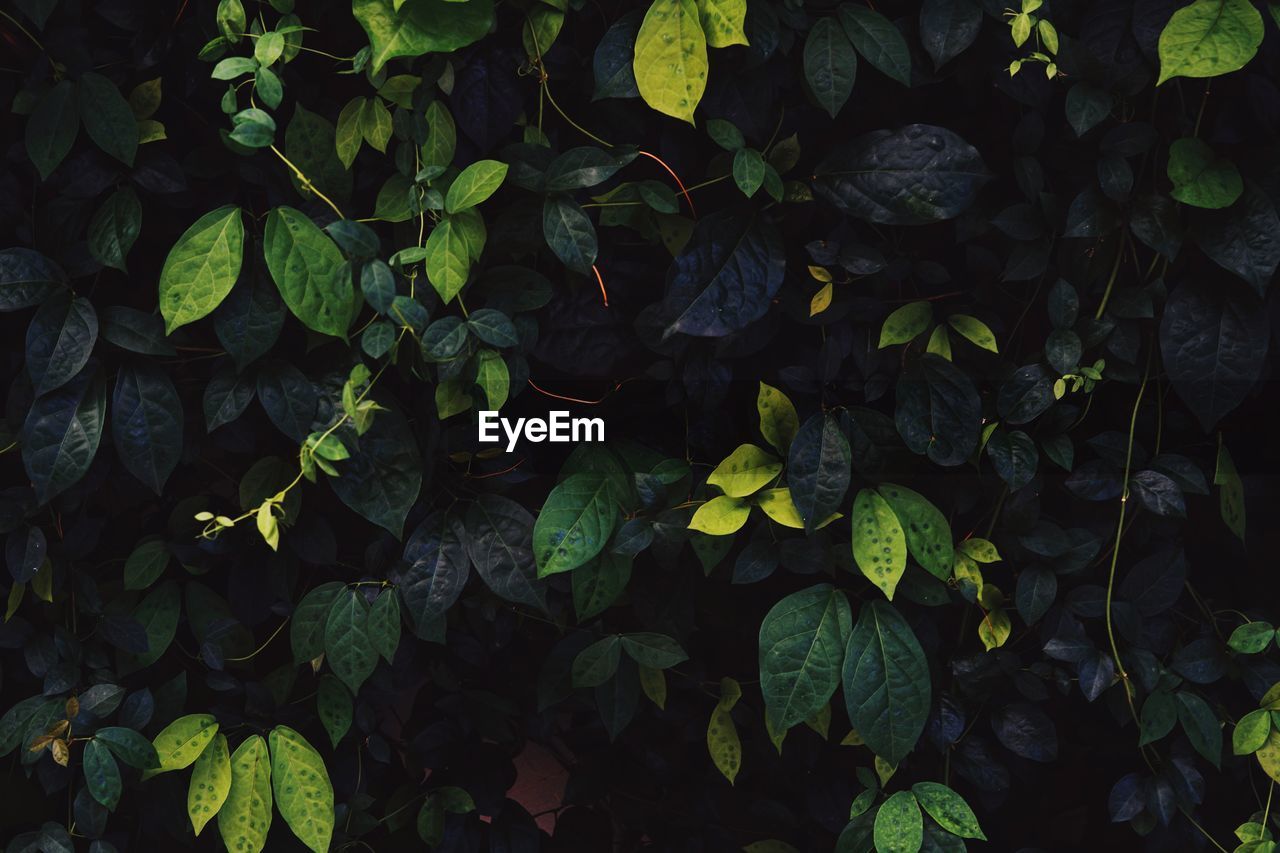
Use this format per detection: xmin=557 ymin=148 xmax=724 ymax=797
xmin=2 ymin=0 xmax=1280 ymax=851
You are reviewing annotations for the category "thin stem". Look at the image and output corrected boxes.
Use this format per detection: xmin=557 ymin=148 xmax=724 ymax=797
xmin=268 ymin=145 xmax=345 ymax=219
xmin=1104 ymin=345 xmax=1151 ymax=723
xmin=223 ymin=617 xmax=290 ymax=662
xmin=1094 ymin=233 xmax=1126 ymax=320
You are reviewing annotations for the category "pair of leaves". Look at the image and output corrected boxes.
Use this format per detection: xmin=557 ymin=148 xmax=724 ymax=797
xmin=759 ymin=587 xmax=930 ymax=765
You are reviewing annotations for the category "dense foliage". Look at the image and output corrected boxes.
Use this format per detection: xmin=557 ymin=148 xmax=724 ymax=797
xmin=2 ymin=0 xmax=1280 ymax=850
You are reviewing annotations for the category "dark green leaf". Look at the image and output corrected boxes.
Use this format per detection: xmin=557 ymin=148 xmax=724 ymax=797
xmin=542 ymin=194 xmax=598 ymax=273
xmin=843 ymin=600 xmax=930 ymax=764
xmin=112 ymin=363 xmax=184 ymax=494
xmin=804 ymin=17 xmax=856 ymax=119
xmin=78 ymin=72 xmax=138 ymax=166
xmin=324 ymin=589 xmax=377 ymax=694
xmin=22 ymin=367 xmax=106 ymax=503
xmin=25 ymin=293 xmax=97 ymax=396
xmin=759 ymin=584 xmax=851 ymax=730
xmin=25 ymin=81 xmax=78 ymax=180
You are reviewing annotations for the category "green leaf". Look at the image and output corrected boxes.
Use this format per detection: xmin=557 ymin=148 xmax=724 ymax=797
xmin=533 ymin=472 xmax=619 ymax=577
xmin=851 ymin=489 xmax=907 ymax=599
xmin=78 ymin=72 xmax=139 ymax=166
xmin=911 ymin=781 xmax=985 ymax=840
xmin=621 ymin=632 xmax=688 ymax=669
xmin=25 ymin=292 xmax=97 ymax=396
xmin=874 ymin=791 xmax=923 ymax=853
xmin=475 ymin=348 xmax=509 ymax=409
xmin=325 ymin=589 xmax=378 ymax=694
xmin=145 ymin=714 xmax=219 ymax=778
xmin=757 ymin=382 xmax=799 ymax=454
xmin=317 ymin=675 xmax=353 ymax=747
xmin=843 ymin=600 xmax=930 ymax=765
xmin=1234 ymin=708 xmax=1271 ymax=755
xmin=425 ymin=217 xmax=472 ymax=303
xmin=758 ymin=584 xmax=852 ymax=730
xmin=124 ymin=539 xmax=169 ymax=590
xmin=286 ymin=103 xmax=352 ymax=204
xmin=188 ymin=733 xmax=231 ymax=835
xmin=89 ymin=186 xmax=142 ymax=272
xmin=878 ymin=484 xmax=954 ymax=581
xmin=112 ymin=363 xmax=184 ymax=494
xmin=634 ymin=0 xmax=708 ymax=124
xmin=264 ymin=206 xmax=355 ymax=338
xmin=291 ymin=582 xmax=345 ymax=662
xmin=707 ymin=444 xmax=782 ymax=497
xmin=117 ymin=580 xmax=181 ymax=675
xmin=947 ymin=314 xmax=998 ymax=352
xmin=1229 ymin=622 xmax=1275 ymax=654
xmin=572 ymin=552 xmax=632 ymax=621
xmin=25 ymin=80 xmax=78 ymax=180
xmin=1157 ymin=0 xmax=1263 ymax=85
xmin=879 ymin=301 xmax=931 ymax=347
xmin=218 ymin=735 xmax=272 ymax=853
xmin=1215 ymin=438 xmax=1245 ymax=541
xmin=158 ymin=206 xmax=245 ymax=333
xmin=542 ymin=194 xmax=598 ymax=273
xmin=95 ymin=727 xmax=160 ymax=769
xmin=445 ymin=160 xmax=508 ymax=213
xmin=368 ymin=588 xmax=401 ymax=663
xmin=422 ymin=100 xmax=456 ymax=173
xmin=732 ymin=148 xmax=765 ymax=197
xmin=1167 ymin=137 xmax=1243 ymax=209
xmin=804 ymin=17 xmax=856 ymax=118
xmin=838 ymin=5 xmax=912 ymax=86
xmin=1176 ymin=691 xmax=1222 ymax=768
xmin=84 ymin=739 xmax=122 ymax=810
xmin=1 ymin=248 xmax=66 ymax=311
xmin=695 ymin=0 xmax=747 ymax=48
xmin=269 ymin=726 xmax=335 ymax=853
xmin=352 ymin=0 xmax=496 ymax=73
xmin=708 ymin=677 xmax=742 ymax=783
xmin=21 ymin=368 xmax=106 ymax=504
xmin=572 ymin=636 xmax=622 ymax=687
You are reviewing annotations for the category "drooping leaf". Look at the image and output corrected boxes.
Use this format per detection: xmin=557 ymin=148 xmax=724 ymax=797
xmin=324 ymin=590 xmax=378 ymax=694
xmin=218 ymin=735 xmax=272 ymax=853
xmin=22 ymin=368 xmax=106 ymax=504
xmin=707 ymin=677 xmax=742 ymax=783
xmin=1160 ymin=280 xmax=1268 ymax=432
xmin=843 ymin=600 xmax=930 ymax=765
xmin=758 ymin=584 xmax=851 ymax=730
xmin=634 ymin=0 xmax=708 ymax=124
xmin=111 ymin=363 xmax=184 ymax=494
xmin=851 ymin=489 xmax=907 ymax=599
xmin=804 ymin=17 xmax=856 ymax=119
xmin=269 ymin=726 xmax=334 ymax=853
xmin=77 ymin=72 xmax=139 ymax=166
xmin=328 ymin=400 xmax=422 ymax=537
xmin=787 ymin=413 xmax=851 ymax=533
xmin=25 ymin=81 xmax=77 ymax=180
xmin=188 ymin=733 xmax=231 ymax=835
xmin=919 ymin=0 xmax=982 ymax=69
xmin=88 ymin=187 xmax=143 ymax=272
xmin=25 ymin=293 xmax=97 ymax=396
xmin=83 ymin=740 xmax=122 ymax=810
xmin=542 ymin=194 xmax=598 ymax=274
xmin=894 ymin=353 xmax=981 ymax=467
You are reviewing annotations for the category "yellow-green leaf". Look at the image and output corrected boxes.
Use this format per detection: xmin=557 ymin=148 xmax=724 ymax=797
xmin=756 ymin=488 xmax=841 ymax=530
xmin=809 ymin=281 xmax=833 ymax=316
xmin=219 ymin=735 xmax=272 ymax=853
xmin=707 ymin=443 xmax=782 ymax=497
xmin=708 ymin=677 xmax=742 ymax=783
xmin=878 ymin=301 xmax=931 ymax=347
xmin=634 ymin=0 xmax=708 ymax=125
xmin=947 ymin=314 xmax=998 ymax=352
xmin=851 ymin=489 xmax=906 ymax=600
xmin=188 ymin=733 xmax=231 ymax=835
xmin=638 ymin=664 xmax=667 ymax=710
xmin=1156 ymin=0 xmax=1263 ymax=85
xmin=757 ymin=382 xmax=799 ymax=454
xmin=689 ymin=495 xmax=750 ymax=535
xmin=696 ymin=0 xmax=747 ymax=47
xmin=269 ymin=726 xmax=335 ymax=853
xmin=158 ymin=206 xmax=244 ymax=334
xmin=444 ymin=159 xmax=508 ymax=214
xmin=1257 ymin=730 xmax=1280 ymax=784
xmin=144 ymin=714 xmax=218 ymax=779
